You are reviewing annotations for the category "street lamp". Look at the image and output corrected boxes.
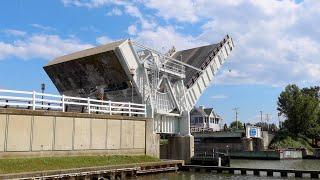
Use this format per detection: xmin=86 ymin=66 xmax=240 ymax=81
xmin=41 ymin=83 xmax=45 ymax=108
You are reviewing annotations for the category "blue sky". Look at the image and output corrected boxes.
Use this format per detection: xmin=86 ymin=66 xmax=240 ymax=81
xmin=0 ymin=0 xmax=319 ymax=125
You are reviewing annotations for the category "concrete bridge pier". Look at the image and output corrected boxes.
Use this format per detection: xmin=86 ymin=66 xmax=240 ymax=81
xmin=161 ymin=111 xmax=194 ymax=163
xmin=166 ymin=135 xmax=194 ymax=164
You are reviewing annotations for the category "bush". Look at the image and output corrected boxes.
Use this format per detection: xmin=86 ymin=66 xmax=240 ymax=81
xmin=269 ymin=130 xmax=313 ymax=151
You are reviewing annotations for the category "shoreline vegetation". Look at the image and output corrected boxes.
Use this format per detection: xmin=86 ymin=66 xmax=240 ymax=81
xmin=269 ymin=129 xmax=314 ymax=151
xmin=271 ymin=84 xmax=320 ymax=152
xmin=0 ymin=155 xmax=160 ymax=174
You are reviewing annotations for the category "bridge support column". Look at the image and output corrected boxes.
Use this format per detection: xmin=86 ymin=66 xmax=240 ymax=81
xmin=242 ymin=138 xmax=253 ymax=151
xmin=167 ymin=135 xmax=194 ymax=164
xmin=146 ymin=118 xmax=160 ymax=158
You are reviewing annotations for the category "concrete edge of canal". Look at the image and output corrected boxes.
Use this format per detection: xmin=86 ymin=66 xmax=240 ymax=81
xmin=0 ymin=160 xmax=184 ymax=179
xmin=2 ymin=160 xmax=320 ymax=179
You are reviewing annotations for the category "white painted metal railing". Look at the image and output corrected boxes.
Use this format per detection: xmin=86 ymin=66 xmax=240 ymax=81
xmin=0 ymin=89 xmax=146 ymax=117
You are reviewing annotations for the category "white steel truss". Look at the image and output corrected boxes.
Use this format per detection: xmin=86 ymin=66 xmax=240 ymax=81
xmin=125 ymin=35 xmax=234 ymax=134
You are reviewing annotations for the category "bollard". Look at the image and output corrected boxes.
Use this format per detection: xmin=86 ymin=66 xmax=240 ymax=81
xmin=218 ymin=157 xmax=221 ymax=167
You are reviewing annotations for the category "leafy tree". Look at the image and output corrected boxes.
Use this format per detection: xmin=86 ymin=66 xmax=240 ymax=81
xmin=255 ymin=122 xmax=278 ymax=132
xmin=301 ymin=86 xmax=320 ymax=144
xmin=301 ymin=86 xmax=320 ymax=99
xmin=277 ymin=84 xmax=320 ymax=144
xmin=230 ymin=121 xmax=244 ymax=129
xmin=269 ymin=123 xmax=278 ymax=132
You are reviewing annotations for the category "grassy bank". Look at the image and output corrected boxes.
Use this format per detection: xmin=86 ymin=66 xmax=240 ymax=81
xmin=269 ymin=130 xmax=313 ymax=151
xmin=0 ymin=155 xmax=160 ymax=174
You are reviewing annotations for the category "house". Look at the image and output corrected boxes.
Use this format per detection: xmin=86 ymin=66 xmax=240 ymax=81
xmin=190 ymin=106 xmax=223 ymax=132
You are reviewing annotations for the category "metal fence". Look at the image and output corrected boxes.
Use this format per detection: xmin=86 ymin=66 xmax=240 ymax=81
xmin=0 ymin=89 xmax=146 ymax=117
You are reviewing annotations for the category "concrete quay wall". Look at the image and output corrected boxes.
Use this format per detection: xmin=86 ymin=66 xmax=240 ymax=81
xmin=0 ymin=108 xmax=159 ymax=158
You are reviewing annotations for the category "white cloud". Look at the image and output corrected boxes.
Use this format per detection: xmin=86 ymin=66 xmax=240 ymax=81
xmin=106 ymin=7 xmax=122 ymax=16
xmin=61 ymin=0 xmax=128 ymax=8
xmin=31 ymin=24 xmax=56 ymax=31
xmin=4 ymin=29 xmax=26 ymax=36
xmin=0 ymin=34 xmax=93 ymax=60
xmin=128 ymin=25 xmax=137 ymax=35
xmin=60 ymin=0 xmax=320 ymax=86
xmin=96 ymin=36 xmax=113 ymax=44
xmin=134 ymin=26 xmax=206 ymax=52
xmin=124 ymin=5 xmax=142 ymax=18
xmin=124 ymin=5 xmax=156 ymax=30
xmin=148 ymin=0 xmax=320 ymax=86
xmin=143 ymin=0 xmax=198 ymax=23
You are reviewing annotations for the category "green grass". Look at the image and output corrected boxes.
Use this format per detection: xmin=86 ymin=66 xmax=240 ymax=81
xmin=269 ymin=130 xmax=313 ymax=152
xmin=0 ymin=155 xmax=160 ymax=174
xmin=160 ymin=139 xmax=168 ymax=145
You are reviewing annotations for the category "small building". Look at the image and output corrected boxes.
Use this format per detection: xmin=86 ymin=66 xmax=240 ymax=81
xmin=190 ymin=106 xmax=223 ymax=132
xmin=245 ymin=125 xmax=262 ymax=138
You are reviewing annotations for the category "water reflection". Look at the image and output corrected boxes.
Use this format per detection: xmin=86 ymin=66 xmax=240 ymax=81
xmin=131 ymin=160 xmax=320 ymax=180
xmin=231 ymin=159 xmax=320 ymax=170
xmin=132 ymin=172 xmax=287 ymax=180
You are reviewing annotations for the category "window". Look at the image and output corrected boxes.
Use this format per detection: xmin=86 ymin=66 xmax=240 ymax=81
xmin=198 ymin=117 xmax=203 ymax=123
xmin=194 ymin=117 xmax=198 ymax=124
xmin=215 ymin=118 xmax=219 ymax=124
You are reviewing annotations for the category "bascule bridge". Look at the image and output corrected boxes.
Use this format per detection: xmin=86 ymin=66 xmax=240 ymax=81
xmin=44 ymin=35 xmax=234 ymax=160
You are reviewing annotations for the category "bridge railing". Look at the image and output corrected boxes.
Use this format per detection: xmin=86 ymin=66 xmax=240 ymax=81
xmin=0 ymin=89 xmax=146 ymax=117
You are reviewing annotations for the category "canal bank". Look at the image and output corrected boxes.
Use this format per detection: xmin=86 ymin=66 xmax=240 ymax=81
xmin=0 ymin=157 xmax=183 ymax=179
xmin=1 ymin=157 xmax=320 ymax=179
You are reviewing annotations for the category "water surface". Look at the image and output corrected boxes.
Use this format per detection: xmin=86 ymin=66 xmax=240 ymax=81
xmin=231 ymin=159 xmax=320 ymax=170
xmin=132 ymin=159 xmax=320 ymax=179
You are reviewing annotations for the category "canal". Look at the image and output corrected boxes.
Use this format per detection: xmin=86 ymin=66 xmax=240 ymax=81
xmin=131 ymin=159 xmax=320 ymax=179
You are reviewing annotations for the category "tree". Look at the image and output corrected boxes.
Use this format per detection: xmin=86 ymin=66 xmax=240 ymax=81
xmin=255 ymin=122 xmax=278 ymax=132
xmin=277 ymin=84 xmax=320 ymax=143
xmin=230 ymin=121 xmax=244 ymax=129
xmin=301 ymin=86 xmax=320 ymax=144
xmin=269 ymin=123 xmax=278 ymax=132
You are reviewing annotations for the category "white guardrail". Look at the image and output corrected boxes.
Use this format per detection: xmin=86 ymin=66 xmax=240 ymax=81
xmin=0 ymin=89 xmax=146 ymax=117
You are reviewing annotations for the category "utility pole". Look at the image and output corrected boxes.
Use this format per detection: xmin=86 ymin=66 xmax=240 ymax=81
xmin=266 ymin=113 xmax=270 ymax=122
xmin=260 ymin=111 xmax=263 ymax=123
xmin=233 ymin=107 xmax=239 ymax=129
xmin=265 ymin=113 xmax=271 ymax=131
